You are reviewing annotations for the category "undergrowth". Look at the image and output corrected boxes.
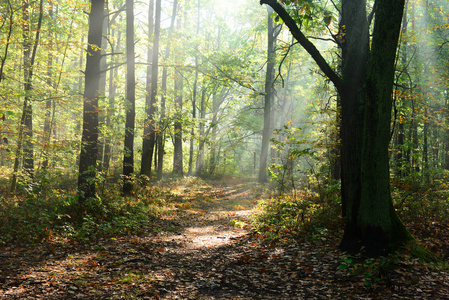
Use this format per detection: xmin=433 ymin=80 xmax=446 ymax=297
xmin=252 ymin=181 xmax=342 ymax=242
xmin=0 ymin=180 xmax=174 ymax=245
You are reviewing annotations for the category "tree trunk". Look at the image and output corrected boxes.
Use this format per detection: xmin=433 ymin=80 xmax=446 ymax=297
xmin=77 ymin=0 xmax=105 ymax=201
xmin=156 ymin=0 xmax=178 ymax=180
xmin=258 ymin=7 xmax=277 ymax=183
xmin=173 ymin=10 xmax=183 ymax=176
xmin=122 ymin=0 xmax=136 ymax=194
xmin=343 ymin=0 xmax=412 ymax=254
xmin=196 ymin=81 xmax=207 ymax=175
xmin=103 ymin=18 xmax=122 ymax=171
xmin=141 ymin=0 xmax=159 ymax=178
xmin=262 ymin=0 xmax=415 ymax=255
xmin=42 ymin=0 xmax=54 ymax=170
xmin=11 ymin=0 xmax=44 ymax=192
xmin=97 ymin=6 xmax=109 ymax=169
xmin=188 ymin=0 xmax=201 ymax=175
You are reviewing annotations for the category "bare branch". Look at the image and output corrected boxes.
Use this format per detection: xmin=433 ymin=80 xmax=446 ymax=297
xmin=260 ymin=0 xmax=342 ymax=92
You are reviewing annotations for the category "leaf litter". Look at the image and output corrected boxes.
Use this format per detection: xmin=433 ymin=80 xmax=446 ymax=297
xmin=1 ymin=178 xmax=449 ymax=299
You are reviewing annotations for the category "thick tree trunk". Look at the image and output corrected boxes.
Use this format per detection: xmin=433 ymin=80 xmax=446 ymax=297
xmin=262 ymin=0 xmax=414 ymax=255
xmin=77 ymin=0 xmax=105 ymax=201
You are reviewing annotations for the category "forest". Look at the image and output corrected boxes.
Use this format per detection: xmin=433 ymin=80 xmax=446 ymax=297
xmin=2 ymin=0 xmax=449 ymax=298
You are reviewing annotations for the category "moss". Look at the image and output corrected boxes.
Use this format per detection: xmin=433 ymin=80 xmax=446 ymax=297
xmin=404 ymin=239 xmax=439 ymax=263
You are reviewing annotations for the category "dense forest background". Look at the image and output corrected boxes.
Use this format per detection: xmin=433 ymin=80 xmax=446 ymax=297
xmin=3 ymin=0 xmax=449 ymax=298
xmin=0 ymin=0 xmax=336 ymax=191
xmin=1 ymin=0 xmax=449 ymax=258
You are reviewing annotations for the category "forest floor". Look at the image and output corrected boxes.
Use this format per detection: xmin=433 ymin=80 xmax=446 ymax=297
xmin=1 ymin=177 xmax=449 ymax=299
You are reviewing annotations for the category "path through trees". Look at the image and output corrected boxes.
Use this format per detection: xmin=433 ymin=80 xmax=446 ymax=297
xmin=1 ymin=179 xmax=449 ymax=299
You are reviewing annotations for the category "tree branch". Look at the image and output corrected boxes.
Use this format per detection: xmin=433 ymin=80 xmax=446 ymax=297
xmin=260 ymin=0 xmax=342 ymax=92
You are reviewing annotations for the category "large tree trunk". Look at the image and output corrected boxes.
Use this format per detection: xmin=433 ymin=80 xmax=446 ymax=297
xmin=342 ymin=0 xmax=412 ymax=254
xmin=262 ymin=0 xmax=415 ymax=255
xmin=77 ymin=0 xmax=105 ymax=201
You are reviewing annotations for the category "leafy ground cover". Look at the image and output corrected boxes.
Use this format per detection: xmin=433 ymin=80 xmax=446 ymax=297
xmin=1 ymin=177 xmax=449 ymax=299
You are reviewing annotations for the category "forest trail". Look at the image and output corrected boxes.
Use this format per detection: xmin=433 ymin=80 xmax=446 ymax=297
xmin=2 ymin=178 xmax=449 ymax=299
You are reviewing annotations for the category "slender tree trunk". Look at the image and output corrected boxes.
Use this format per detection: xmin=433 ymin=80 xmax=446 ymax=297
xmin=11 ymin=0 xmax=44 ymax=192
xmin=42 ymin=0 xmax=54 ymax=170
xmin=98 ymin=6 xmax=109 ymax=168
xmin=103 ymin=20 xmax=121 ymax=170
xmin=188 ymin=0 xmax=200 ymax=175
xmin=141 ymin=0 xmax=159 ymax=178
xmin=173 ymin=11 xmax=183 ymax=176
xmin=156 ymin=0 xmax=178 ymax=180
xmin=77 ymin=0 xmax=105 ymax=201
xmin=196 ymin=81 xmax=207 ymax=175
xmin=395 ymin=3 xmax=408 ymax=177
xmin=122 ymin=0 xmax=136 ymax=194
xmin=258 ymin=6 xmax=276 ymax=183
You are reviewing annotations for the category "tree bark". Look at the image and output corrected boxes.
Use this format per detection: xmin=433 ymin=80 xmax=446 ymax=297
xmin=141 ymin=0 xmax=159 ymax=178
xmin=262 ymin=0 xmax=414 ymax=255
xmin=173 ymin=10 xmax=183 ymax=176
xmin=258 ymin=6 xmax=276 ymax=183
xmin=122 ymin=0 xmax=136 ymax=194
xmin=77 ymin=0 xmax=105 ymax=201
xmin=156 ymin=0 xmax=178 ymax=180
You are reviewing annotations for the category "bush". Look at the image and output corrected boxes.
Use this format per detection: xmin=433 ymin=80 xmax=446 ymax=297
xmin=0 ymin=181 xmax=172 ymax=245
xmin=253 ymin=183 xmax=342 ymax=241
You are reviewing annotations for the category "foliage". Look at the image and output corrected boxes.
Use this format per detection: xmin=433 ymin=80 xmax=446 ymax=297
xmin=253 ymin=181 xmax=341 ymax=241
xmin=0 ymin=178 xmax=173 ymax=245
xmin=268 ymin=122 xmax=312 ymax=194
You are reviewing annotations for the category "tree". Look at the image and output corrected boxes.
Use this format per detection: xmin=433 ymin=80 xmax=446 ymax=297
xmin=78 ymin=0 xmax=105 ymax=201
xmin=172 ymin=9 xmax=184 ymax=176
xmin=122 ymin=0 xmax=136 ymax=194
xmin=141 ymin=0 xmax=160 ymax=178
xmin=10 ymin=0 xmax=44 ymax=192
xmin=156 ymin=0 xmax=178 ymax=180
xmin=258 ymin=6 xmax=278 ymax=183
xmin=261 ymin=0 xmax=417 ymax=255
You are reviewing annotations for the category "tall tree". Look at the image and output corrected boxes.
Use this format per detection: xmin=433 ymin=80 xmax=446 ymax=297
xmin=77 ymin=0 xmax=105 ymax=201
xmin=188 ymin=0 xmax=201 ymax=175
xmin=258 ymin=6 xmax=277 ymax=183
xmin=122 ymin=0 xmax=136 ymax=194
xmin=141 ymin=0 xmax=160 ymax=178
xmin=42 ymin=0 xmax=54 ymax=170
xmin=10 ymin=0 xmax=44 ymax=192
xmin=156 ymin=0 xmax=178 ymax=180
xmin=262 ymin=0 xmax=417 ymax=255
xmin=173 ymin=9 xmax=184 ymax=176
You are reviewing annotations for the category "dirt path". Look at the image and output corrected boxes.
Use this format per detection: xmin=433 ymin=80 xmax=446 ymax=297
xmin=1 ymin=178 xmax=449 ymax=299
